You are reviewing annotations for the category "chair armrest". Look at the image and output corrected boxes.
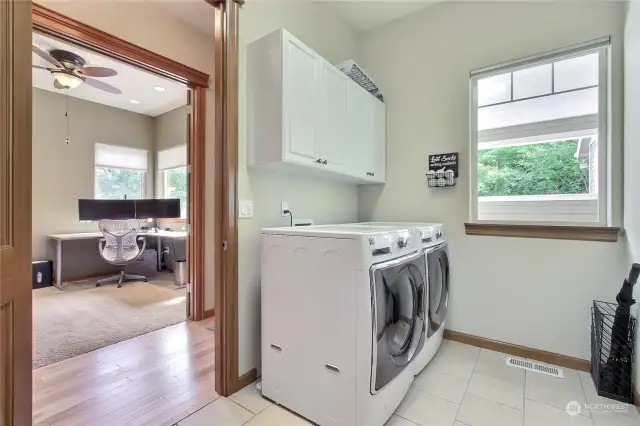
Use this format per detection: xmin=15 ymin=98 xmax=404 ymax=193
xmin=97 ymin=238 xmax=106 ymax=257
xmin=137 ymin=236 xmax=147 ymax=256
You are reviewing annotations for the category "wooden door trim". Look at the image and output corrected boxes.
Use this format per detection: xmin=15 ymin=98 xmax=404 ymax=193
xmin=31 ymin=5 xmax=209 ymax=87
xmin=31 ymin=7 xmax=209 ymax=321
xmin=1 ymin=1 xmax=33 ymax=423
xmin=212 ymin=0 xmax=246 ymax=396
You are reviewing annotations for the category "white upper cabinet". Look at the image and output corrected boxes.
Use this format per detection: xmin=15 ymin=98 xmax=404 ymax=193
xmin=318 ymin=61 xmax=349 ymax=174
xmin=248 ymin=29 xmax=386 ymax=185
xmin=283 ymin=37 xmax=320 ymax=166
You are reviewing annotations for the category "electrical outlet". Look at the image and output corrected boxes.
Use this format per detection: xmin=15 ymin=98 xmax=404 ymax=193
xmin=281 ymin=201 xmax=290 ymax=217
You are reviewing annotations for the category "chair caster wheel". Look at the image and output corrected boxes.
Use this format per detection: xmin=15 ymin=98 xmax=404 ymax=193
xmin=143 ymin=279 xmax=148 ymax=282
xmin=96 ymin=283 xmax=101 ymax=287
xmin=117 ymin=284 xmax=123 ymax=288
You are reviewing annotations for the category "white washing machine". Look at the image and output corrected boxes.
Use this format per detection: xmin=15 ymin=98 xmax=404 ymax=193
xmin=361 ymin=223 xmax=449 ymax=376
xmin=261 ymin=224 xmax=426 ymax=426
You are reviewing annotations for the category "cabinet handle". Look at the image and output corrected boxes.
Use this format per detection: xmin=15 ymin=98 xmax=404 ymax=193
xmin=325 ymin=364 xmax=340 ymax=374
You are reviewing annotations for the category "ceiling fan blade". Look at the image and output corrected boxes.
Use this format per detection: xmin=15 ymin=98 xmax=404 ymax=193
xmin=32 ymin=45 xmax=62 ymax=68
xmin=53 ymin=80 xmax=65 ymax=90
xmin=32 ymin=65 xmax=51 ymax=71
xmin=84 ymin=77 xmax=121 ymax=94
xmin=75 ymin=67 xmax=118 ymax=78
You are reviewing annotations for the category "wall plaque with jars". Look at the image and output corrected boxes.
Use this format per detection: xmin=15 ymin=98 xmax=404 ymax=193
xmin=427 ymin=152 xmax=458 ymax=187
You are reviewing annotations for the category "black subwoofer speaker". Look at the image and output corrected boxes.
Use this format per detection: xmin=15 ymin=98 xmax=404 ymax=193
xmin=32 ymin=260 xmax=53 ymax=289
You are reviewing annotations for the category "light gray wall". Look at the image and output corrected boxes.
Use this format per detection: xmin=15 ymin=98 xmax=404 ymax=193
xmin=153 ymin=105 xmax=188 ymax=199
xmin=33 ymin=88 xmax=154 ymax=277
xmin=624 ymin=0 xmax=640 ymax=394
xmin=237 ymin=1 xmax=361 ymax=375
xmin=357 ymin=1 xmax=628 ymax=360
xmin=155 ymin=105 xmax=188 ymax=151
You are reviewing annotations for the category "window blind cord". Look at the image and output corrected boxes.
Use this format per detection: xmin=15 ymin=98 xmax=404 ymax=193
xmin=284 ymin=209 xmax=293 ymax=227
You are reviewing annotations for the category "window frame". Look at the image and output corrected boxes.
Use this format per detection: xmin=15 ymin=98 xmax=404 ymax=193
xmin=94 ymin=166 xmax=147 ymax=200
xmin=468 ymin=38 xmax=611 ymax=227
xmin=161 ymin=165 xmax=188 ymax=219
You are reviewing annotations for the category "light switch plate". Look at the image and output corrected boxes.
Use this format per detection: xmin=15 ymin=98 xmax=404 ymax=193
xmin=239 ymin=200 xmax=253 ymax=219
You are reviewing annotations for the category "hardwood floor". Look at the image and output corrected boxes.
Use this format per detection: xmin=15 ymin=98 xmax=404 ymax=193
xmin=33 ymin=318 xmax=217 ymax=426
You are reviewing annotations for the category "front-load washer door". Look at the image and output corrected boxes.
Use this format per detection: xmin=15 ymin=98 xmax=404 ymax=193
xmin=426 ymin=243 xmax=449 ymax=338
xmin=371 ymin=251 xmax=426 ymax=394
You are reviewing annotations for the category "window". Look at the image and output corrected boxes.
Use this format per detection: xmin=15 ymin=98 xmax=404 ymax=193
xmin=157 ymin=145 xmax=187 ymax=218
xmin=94 ymin=143 xmax=148 ymax=200
xmin=470 ymin=38 xmax=609 ymax=226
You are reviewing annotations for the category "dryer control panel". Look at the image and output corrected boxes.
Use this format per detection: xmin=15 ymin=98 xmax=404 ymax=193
xmin=369 ymin=231 xmax=418 ymax=258
xmin=416 ymin=224 xmax=444 ymax=245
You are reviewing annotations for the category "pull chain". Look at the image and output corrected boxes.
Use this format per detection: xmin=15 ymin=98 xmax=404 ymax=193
xmin=65 ymin=92 xmax=69 ymax=144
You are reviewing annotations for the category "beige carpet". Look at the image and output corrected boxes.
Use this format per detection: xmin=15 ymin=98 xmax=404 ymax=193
xmin=33 ymin=274 xmax=186 ymax=369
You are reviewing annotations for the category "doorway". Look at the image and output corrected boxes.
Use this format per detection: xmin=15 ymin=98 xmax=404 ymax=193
xmin=31 ymin=28 xmax=194 ymax=368
xmin=1 ymin=1 xmax=244 ymax=424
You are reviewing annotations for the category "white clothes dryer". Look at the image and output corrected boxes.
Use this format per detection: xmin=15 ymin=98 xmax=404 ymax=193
xmin=261 ymin=224 xmax=426 ymax=426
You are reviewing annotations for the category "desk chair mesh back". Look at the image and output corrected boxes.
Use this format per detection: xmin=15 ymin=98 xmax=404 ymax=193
xmin=97 ymin=219 xmax=148 ymax=287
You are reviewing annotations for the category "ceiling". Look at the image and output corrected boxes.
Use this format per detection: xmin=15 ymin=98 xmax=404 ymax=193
xmin=153 ymin=0 xmax=438 ymax=36
xmin=32 ymin=32 xmax=187 ymax=117
xmin=328 ymin=1 xmax=438 ymax=31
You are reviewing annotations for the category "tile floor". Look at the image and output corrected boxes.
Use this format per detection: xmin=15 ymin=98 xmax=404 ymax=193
xmin=175 ymin=340 xmax=640 ymax=426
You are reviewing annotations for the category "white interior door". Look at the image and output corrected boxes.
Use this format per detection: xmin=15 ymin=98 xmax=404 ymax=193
xmin=318 ymin=62 xmax=349 ymax=172
xmin=283 ymin=37 xmax=319 ymax=166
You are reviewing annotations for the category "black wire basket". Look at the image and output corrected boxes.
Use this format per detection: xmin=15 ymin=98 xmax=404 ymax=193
xmin=591 ymin=300 xmax=636 ymax=404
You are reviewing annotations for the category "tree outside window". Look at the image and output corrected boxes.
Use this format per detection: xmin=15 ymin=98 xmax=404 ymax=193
xmin=478 ymin=140 xmax=590 ymax=197
xmin=165 ymin=166 xmax=187 ymax=218
xmin=95 ymin=166 xmax=145 ymax=200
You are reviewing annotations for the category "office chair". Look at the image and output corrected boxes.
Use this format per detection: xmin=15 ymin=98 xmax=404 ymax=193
xmin=97 ymin=219 xmax=148 ymax=288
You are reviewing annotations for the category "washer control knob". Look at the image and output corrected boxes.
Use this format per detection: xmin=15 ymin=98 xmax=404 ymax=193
xmin=397 ymin=236 xmax=408 ymax=249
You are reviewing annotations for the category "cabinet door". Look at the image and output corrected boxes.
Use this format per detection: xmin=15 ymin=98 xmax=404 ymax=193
xmin=318 ymin=63 xmax=349 ymax=173
xmin=347 ymin=83 xmax=376 ymax=179
xmin=372 ymin=99 xmax=386 ymax=182
xmin=283 ymin=37 xmax=320 ymax=166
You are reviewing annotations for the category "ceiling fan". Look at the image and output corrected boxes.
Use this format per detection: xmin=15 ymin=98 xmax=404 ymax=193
xmin=32 ymin=46 xmax=122 ymax=94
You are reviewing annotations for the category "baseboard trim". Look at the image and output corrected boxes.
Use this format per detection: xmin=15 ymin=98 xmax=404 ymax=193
xmin=634 ymin=387 xmax=640 ymax=407
xmin=443 ymin=329 xmax=591 ymax=372
xmin=203 ymin=309 xmax=215 ymax=319
xmin=231 ymin=368 xmax=258 ymax=395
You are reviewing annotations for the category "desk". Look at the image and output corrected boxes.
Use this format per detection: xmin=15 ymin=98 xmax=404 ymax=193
xmin=48 ymin=230 xmax=187 ymax=289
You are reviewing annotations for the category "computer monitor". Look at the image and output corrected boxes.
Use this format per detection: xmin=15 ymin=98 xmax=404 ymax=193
xmin=78 ymin=199 xmax=136 ymax=221
xmin=134 ymin=199 xmax=181 ymax=219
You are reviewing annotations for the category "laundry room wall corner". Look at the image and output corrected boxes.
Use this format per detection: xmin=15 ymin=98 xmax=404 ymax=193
xmin=357 ymin=1 xmax=628 ymax=360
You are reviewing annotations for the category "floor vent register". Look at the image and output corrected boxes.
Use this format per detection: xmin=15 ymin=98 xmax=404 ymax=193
xmin=506 ymin=357 xmax=564 ymax=378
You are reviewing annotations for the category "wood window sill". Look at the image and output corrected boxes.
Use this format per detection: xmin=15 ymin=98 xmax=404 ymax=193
xmin=464 ymin=223 xmax=621 ymax=242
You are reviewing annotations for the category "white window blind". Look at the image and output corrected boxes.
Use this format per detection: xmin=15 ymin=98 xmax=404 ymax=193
xmin=95 ymin=143 xmax=148 ymax=171
xmin=157 ymin=145 xmax=187 ymax=171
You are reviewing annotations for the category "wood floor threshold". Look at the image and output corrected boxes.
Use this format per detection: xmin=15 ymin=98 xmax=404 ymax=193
xmin=443 ymin=329 xmax=591 ymax=372
xmin=464 ymin=223 xmax=620 ymax=242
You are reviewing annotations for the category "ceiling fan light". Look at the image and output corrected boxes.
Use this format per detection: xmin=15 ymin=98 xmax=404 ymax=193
xmin=51 ymin=71 xmax=83 ymax=89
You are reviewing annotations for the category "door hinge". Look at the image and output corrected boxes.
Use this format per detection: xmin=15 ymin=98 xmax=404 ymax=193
xmin=222 ymin=241 xmax=228 ymax=250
